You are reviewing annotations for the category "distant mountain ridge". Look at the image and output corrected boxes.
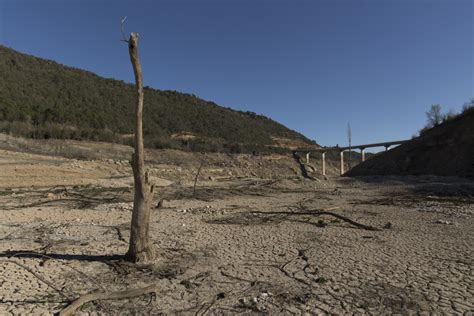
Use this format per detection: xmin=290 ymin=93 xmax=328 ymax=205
xmin=0 ymin=45 xmax=315 ymax=153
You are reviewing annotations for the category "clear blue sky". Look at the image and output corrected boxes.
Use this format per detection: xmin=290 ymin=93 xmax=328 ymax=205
xmin=1 ymin=0 xmax=472 ymax=147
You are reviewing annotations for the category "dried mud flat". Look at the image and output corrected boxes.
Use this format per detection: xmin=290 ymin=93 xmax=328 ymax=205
xmin=0 ymin=149 xmax=473 ymax=315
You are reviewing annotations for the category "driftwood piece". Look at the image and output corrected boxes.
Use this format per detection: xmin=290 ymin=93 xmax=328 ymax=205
xmin=251 ymin=209 xmax=381 ymax=231
xmin=10 ymin=251 xmax=107 ymax=291
xmin=308 ymin=210 xmax=381 ymax=231
xmin=59 ymin=284 xmax=157 ymax=316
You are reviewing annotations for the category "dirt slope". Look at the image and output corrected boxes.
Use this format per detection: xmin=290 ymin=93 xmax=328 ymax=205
xmin=346 ymin=109 xmax=474 ymax=178
xmin=0 ymin=133 xmax=346 ymax=183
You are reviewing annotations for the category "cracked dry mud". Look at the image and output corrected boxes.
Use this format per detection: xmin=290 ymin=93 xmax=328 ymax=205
xmin=0 ymin=149 xmax=473 ymax=315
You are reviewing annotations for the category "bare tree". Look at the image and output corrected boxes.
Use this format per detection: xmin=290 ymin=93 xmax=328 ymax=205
xmin=347 ymin=122 xmax=352 ymax=169
xmin=462 ymin=99 xmax=474 ymax=112
xmin=426 ymin=104 xmax=443 ymax=128
xmin=125 ymin=32 xmax=155 ymax=263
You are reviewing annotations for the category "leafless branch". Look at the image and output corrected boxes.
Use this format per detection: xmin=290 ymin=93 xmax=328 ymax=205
xmin=193 ymin=156 xmax=206 ymax=197
xmin=120 ymin=16 xmax=128 ymax=42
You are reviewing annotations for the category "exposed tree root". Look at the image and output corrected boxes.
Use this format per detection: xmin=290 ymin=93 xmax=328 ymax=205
xmin=59 ymin=284 xmax=157 ymax=316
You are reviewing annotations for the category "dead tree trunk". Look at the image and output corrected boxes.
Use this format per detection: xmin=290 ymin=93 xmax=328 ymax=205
xmin=125 ymin=32 xmax=155 ymax=263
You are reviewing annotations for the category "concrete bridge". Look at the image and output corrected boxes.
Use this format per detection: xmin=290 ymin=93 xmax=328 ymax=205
xmin=295 ymin=139 xmax=410 ymax=176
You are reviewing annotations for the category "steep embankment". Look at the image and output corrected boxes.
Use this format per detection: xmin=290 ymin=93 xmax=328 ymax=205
xmin=346 ymin=108 xmax=474 ymax=178
xmin=0 ymin=45 xmax=315 ymax=152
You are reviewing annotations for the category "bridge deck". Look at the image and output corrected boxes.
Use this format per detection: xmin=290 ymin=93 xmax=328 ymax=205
xmin=296 ymin=139 xmax=410 ymax=153
xmin=294 ymin=139 xmax=411 ymax=176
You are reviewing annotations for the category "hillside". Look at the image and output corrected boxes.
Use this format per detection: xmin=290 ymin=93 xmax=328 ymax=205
xmin=346 ymin=108 xmax=474 ymax=178
xmin=0 ymin=45 xmax=315 ymax=153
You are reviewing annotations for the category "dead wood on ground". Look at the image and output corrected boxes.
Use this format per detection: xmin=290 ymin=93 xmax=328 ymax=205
xmin=59 ymin=284 xmax=157 ymax=316
xmin=0 ymin=260 xmax=69 ymax=299
xmin=250 ymin=210 xmax=381 ymax=231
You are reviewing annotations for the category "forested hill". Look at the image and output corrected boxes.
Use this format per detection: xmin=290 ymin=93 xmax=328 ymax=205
xmin=0 ymin=45 xmax=315 ymax=153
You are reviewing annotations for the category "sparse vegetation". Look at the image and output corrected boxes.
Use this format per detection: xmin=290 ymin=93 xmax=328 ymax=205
xmin=0 ymin=45 xmax=314 ymax=153
xmin=425 ymin=104 xmax=444 ymax=128
xmin=420 ymin=100 xmax=473 ymax=135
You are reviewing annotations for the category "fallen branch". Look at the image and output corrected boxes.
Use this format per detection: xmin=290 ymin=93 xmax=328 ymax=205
xmin=278 ymin=257 xmax=311 ymax=286
xmin=11 ymin=252 xmax=106 ymax=291
xmin=0 ymin=259 xmax=69 ymax=299
xmin=60 ymin=284 xmax=157 ymax=316
xmin=307 ymin=210 xmax=381 ymax=231
xmin=251 ymin=209 xmax=381 ymax=231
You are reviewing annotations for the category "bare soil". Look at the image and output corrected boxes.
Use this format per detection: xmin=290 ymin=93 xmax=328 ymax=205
xmin=0 ymin=145 xmax=473 ymax=315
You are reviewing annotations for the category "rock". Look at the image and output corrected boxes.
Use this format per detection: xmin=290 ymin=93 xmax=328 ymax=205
xmin=383 ymin=222 xmax=393 ymax=229
xmin=434 ymin=219 xmax=452 ymax=225
xmin=239 ymin=298 xmax=249 ymax=306
xmin=46 ymin=192 xmax=57 ymax=200
xmin=155 ymin=199 xmax=163 ymax=208
xmin=259 ymin=292 xmax=269 ymax=300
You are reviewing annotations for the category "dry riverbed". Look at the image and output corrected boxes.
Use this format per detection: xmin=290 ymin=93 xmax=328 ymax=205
xmin=0 ymin=149 xmax=473 ymax=314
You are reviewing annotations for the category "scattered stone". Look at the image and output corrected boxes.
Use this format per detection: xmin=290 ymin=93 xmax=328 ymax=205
xmin=239 ymin=297 xmax=249 ymax=307
xmin=46 ymin=192 xmax=55 ymax=199
xmin=259 ymin=292 xmax=269 ymax=300
xmin=155 ymin=199 xmax=163 ymax=208
xmin=316 ymin=219 xmax=327 ymax=227
xmin=177 ymin=206 xmax=220 ymax=215
xmin=433 ymin=219 xmax=453 ymax=225
xmin=383 ymin=222 xmax=393 ymax=229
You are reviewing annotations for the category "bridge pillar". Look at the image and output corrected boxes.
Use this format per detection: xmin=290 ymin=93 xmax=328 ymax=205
xmin=340 ymin=151 xmax=344 ymax=175
xmin=361 ymin=148 xmax=365 ymax=162
xmin=305 ymin=152 xmax=310 ymax=164
xmin=322 ymin=152 xmax=326 ymax=176
xmin=385 ymin=145 xmax=390 ymax=151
